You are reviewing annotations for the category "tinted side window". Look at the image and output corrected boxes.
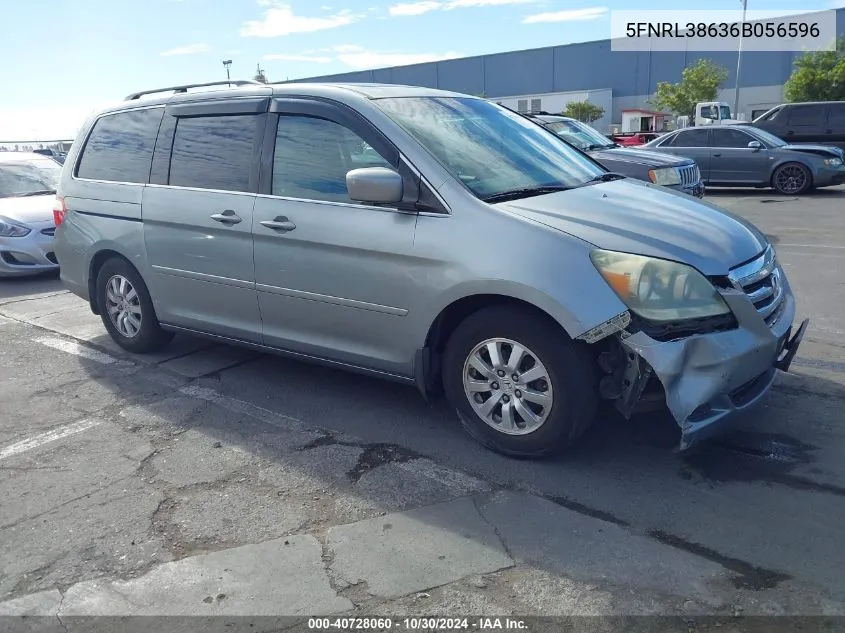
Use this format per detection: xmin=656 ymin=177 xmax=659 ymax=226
xmin=828 ymin=104 xmax=845 ymax=127
xmin=787 ymin=105 xmax=824 ymax=126
xmin=272 ymin=115 xmax=392 ymax=203
xmin=669 ymin=129 xmax=710 ymax=147
xmin=168 ymin=115 xmax=258 ymax=193
xmin=711 ymin=128 xmax=754 ymax=148
xmin=76 ymin=108 xmax=164 ymax=183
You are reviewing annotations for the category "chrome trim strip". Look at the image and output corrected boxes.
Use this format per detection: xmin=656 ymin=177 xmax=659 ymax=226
xmin=757 ymin=285 xmax=784 ymax=320
xmin=747 ymin=284 xmax=775 ymax=303
xmin=255 ymin=283 xmax=408 ymax=316
xmin=729 ymin=246 xmax=776 ymax=287
xmin=151 ymin=265 xmax=255 ymax=290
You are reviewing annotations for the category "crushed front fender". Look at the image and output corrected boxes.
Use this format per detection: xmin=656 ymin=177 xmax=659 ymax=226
xmin=619 ymin=286 xmax=801 ymax=450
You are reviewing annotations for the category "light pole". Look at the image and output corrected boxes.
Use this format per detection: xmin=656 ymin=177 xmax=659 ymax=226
xmin=222 ymin=60 xmax=232 ymax=86
xmin=733 ymin=0 xmax=748 ymax=119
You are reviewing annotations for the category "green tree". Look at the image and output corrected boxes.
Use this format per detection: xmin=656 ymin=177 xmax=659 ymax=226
xmin=562 ymin=100 xmax=605 ymax=123
xmin=784 ymin=37 xmax=845 ymax=102
xmin=650 ymin=59 xmax=729 ymax=119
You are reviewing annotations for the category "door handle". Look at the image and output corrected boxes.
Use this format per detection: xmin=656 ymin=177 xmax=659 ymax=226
xmin=210 ymin=210 xmax=242 ymax=225
xmin=260 ymin=217 xmax=296 ymax=232
xmin=712 ymin=153 xmax=721 ymax=157
xmin=826 ymin=129 xmax=833 ymax=134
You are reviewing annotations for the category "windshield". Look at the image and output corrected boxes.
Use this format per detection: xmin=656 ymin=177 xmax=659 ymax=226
xmin=0 ymin=158 xmax=61 ymax=198
xmin=374 ymin=97 xmax=606 ymax=201
xmin=542 ymin=119 xmax=615 ymax=151
xmin=748 ymin=128 xmax=787 ymax=148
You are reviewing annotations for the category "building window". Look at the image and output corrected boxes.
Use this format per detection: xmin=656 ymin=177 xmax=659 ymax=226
xmin=530 ymin=98 xmax=542 ymax=113
xmin=517 ymin=100 xmax=528 ymax=113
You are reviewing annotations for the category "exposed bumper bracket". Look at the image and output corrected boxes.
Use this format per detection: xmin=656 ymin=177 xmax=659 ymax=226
xmin=776 ymin=318 xmax=809 ymax=373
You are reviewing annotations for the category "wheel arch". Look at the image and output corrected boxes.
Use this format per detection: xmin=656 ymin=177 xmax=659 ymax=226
xmin=86 ymin=246 xmax=141 ymax=315
xmin=414 ymin=289 xmax=584 ymax=399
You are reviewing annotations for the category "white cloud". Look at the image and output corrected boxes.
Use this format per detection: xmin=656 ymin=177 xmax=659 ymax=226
xmin=331 ymin=45 xmax=462 ymax=69
xmin=389 ymin=0 xmax=536 ymax=16
xmin=264 ymin=53 xmax=333 ymax=63
xmin=389 ymin=1 xmax=441 ymax=15
xmin=159 ymin=43 xmax=210 ymax=56
xmin=445 ymin=0 xmax=534 ymax=8
xmin=240 ymin=2 xmax=362 ymax=37
xmin=522 ymin=6 xmax=608 ymax=23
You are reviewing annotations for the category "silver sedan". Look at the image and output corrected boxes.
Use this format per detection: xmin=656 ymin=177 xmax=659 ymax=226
xmin=0 ymin=152 xmax=61 ymax=277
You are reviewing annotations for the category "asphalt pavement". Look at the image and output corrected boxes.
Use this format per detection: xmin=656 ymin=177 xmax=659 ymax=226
xmin=1 ymin=187 xmax=844 ymax=631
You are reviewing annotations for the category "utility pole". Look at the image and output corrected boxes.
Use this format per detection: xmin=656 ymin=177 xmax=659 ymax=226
xmin=733 ymin=0 xmax=748 ymax=119
xmin=222 ymin=59 xmax=232 ymax=86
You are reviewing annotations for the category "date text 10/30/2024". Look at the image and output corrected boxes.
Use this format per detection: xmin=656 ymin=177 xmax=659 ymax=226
xmin=308 ymin=617 xmax=529 ymax=630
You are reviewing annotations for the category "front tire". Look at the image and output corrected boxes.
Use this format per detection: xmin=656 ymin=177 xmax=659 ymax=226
xmin=442 ymin=306 xmax=598 ymax=458
xmin=95 ymin=258 xmax=173 ymax=353
xmin=772 ymin=162 xmax=812 ymax=195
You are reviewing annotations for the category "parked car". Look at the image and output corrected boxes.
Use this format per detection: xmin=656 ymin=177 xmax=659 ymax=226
xmin=527 ymin=114 xmax=704 ymax=197
xmin=31 ymin=148 xmax=67 ymax=165
xmin=0 ymin=152 xmax=61 ymax=277
xmin=54 ymin=80 xmax=807 ymax=457
xmin=751 ymin=101 xmax=845 ymax=151
xmin=642 ymin=125 xmax=845 ymax=195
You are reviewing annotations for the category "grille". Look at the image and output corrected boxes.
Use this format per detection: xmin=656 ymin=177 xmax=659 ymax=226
xmin=41 ymin=227 xmax=56 ymax=237
xmin=728 ymin=246 xmax=784 ymax=327
xmin=678 ymin=164 xmax=700 ymax=188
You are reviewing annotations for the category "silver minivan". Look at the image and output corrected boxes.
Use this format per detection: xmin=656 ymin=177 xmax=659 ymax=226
xmin=53 ymin=80 xmax=808 ymax=457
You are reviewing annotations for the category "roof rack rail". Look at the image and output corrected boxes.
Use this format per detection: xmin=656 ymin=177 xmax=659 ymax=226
xmin=124 ymin=79 xmax=263 ymax=101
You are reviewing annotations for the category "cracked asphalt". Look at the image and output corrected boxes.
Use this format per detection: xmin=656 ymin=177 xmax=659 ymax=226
xmin=0 ymin=187 xmax=844 ymax=631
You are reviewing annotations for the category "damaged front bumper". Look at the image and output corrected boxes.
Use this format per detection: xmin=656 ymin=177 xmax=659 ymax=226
xmin=606 ymin=250 xmax=808 ymax=450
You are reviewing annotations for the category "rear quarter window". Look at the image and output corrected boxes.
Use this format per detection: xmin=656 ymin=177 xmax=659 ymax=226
xmin=75 ymin=108 xmax=164 ymax=183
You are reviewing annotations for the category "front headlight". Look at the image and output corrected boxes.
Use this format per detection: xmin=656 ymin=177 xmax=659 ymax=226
xmin=0 ymin=216 xmax=32 ymax=238
xmin=647 ymin=167 xmax=681 ymax=186
xmin=823 ymin=157 xmax=843 ymax=167
xmin=590 ymin=250 xmax=731 ymax=322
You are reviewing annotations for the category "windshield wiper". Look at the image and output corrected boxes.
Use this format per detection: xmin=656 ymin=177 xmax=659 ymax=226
xmin=482 ymin=185 xmax=571 ymax=203
xmin=588 ymin=172 xmax=626 ymax=183
xmin=17 ymin=189 xmax=57 ymax=197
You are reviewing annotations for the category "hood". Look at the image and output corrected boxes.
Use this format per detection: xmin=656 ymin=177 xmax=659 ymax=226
xmin=780 ymin=144 xmax=844 ymax=158
xmin=0 ymin=194 xmax=55 ymax=224
xmin=589 ymin=146 xmax=693 ymax=168
xmin=496 ymin=179 xmax=767 ymax=276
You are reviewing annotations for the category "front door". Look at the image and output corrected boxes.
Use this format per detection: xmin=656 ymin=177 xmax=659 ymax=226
xmin=143 ymin=103 xmax=266 ymax=341
xmin=252 ymin=99 xmax=422 ymax=376
xmin=661 ymin=128 xmax=712 ymax=180
xmin=708 ymin=128 xmax=774 ymax=185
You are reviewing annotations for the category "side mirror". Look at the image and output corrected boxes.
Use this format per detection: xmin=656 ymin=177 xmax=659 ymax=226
xmin=747 ymin=141 xmax=763 ymax=151
xmin=346 ymin=167 xmax=403 ymax=204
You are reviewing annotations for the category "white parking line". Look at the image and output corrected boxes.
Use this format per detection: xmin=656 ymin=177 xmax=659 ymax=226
xmin=33 ymin=336 xmax=122 ymax=365
xmin=0 ymin=419 xmax=103 ymax=461
xmin=179 ymin=385 xmax=305 ymax=429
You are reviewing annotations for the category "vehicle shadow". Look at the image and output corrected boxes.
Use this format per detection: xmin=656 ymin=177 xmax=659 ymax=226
xmin=56 ymin=333 xmax=845 ymax=614
xmin=0 ymin=271 xmax=62 ymax=302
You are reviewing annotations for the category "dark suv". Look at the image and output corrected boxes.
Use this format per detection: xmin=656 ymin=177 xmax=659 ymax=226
xmin=751 ymin=102 xmax=845 ymax=150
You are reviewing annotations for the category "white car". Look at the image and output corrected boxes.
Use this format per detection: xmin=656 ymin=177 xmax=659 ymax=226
xmin=0 ymin=152 xmax=61 ymax=277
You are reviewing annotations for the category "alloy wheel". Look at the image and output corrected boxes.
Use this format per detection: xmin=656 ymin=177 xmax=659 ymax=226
xmin=462 ymin=337 xmax=554 ymax=436
xmin=105 ymin=274 xmax=142 ymax=338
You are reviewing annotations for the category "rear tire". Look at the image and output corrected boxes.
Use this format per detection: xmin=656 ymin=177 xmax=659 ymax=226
xmin=442 ymin=305 xmax=598 ymax=458
xmin=772 ymin=162 xmax=812 ymax=195
xmin=95 ymin=258 xmax=173 ymax=353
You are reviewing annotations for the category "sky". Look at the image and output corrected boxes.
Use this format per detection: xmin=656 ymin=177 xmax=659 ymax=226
xmin=1 ymin=0 xmax=843 ymax=141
